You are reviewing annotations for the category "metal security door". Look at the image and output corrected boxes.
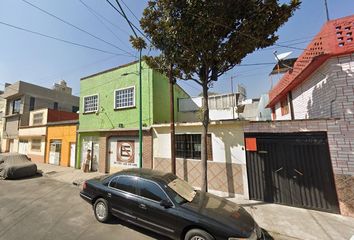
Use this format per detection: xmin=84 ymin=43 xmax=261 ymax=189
xmin=245 ymin=132 xmax=339 ymax=213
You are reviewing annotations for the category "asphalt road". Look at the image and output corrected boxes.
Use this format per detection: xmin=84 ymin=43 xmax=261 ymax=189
xmin=0 ymin=175 xmax=169 ymax=240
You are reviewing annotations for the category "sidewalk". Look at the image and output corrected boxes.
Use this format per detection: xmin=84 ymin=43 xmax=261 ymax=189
xmin=36 ymin=163 xmax=104 ymax=186
xmin=234 ymin=199 xmax=354 ymax=240
xmin=36 ymin=163 xmax=354 ymax=240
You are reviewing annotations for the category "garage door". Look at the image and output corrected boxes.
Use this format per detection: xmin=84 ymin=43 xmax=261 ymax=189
xmin=245 ymin=132 xmax=339 ymax=213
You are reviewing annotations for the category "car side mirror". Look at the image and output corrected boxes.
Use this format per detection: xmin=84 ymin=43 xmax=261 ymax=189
xmin=160 ymin=199 xmax=173 ymax=208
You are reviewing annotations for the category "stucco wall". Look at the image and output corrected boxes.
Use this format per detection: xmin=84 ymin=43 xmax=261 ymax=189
xmin=46 ymin=125 xmax=77 ymax=167
xmin=152 ymin=121 xmax=249 ymax=198
xmin=153 ymin=123 xmax=246 ymax=164
xmin=79 ymin=62 xmax=154 ymax=131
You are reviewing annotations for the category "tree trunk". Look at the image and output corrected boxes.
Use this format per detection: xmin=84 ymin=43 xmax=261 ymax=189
xmin=201 ymin=73 xmax=209 ymax=192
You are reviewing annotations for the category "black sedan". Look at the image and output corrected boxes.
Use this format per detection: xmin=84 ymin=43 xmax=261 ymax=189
xmin=80 ymin=168 xmax=263 ymax=240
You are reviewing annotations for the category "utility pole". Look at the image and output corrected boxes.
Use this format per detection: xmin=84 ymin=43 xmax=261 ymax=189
xmin=114 ymin=0 xmax=143 ymax=168
xmin=169 ymin=64 xmax=176 ymax=174
xmin=324 ymin=0 xmax=330 ymax=21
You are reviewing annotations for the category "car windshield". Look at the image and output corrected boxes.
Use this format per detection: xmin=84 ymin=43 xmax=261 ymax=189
xmin=167 ymin=176 xmax=196 ymax=204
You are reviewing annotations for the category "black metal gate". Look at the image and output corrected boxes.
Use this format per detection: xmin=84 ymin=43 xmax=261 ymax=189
xmin=245 ymin=132 xmax=339 ymax=213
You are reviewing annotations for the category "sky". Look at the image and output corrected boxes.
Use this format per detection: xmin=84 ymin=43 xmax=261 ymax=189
xmin=0 ymin=0 xmax=353 ymax=98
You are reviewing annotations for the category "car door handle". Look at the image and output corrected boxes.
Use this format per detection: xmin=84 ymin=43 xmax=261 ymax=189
xmin=139 ymin=203 xmax=147 ymax=210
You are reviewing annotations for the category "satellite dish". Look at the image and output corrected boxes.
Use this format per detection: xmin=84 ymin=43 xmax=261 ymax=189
xmin=274 ymin=51 xmax=292 ymax=61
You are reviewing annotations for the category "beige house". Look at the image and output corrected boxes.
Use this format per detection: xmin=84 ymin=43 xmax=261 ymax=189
xmin=18 ymin=108 xmax=78 ymax=163
xmin=152 ymin=120 xmax=249 ymax=198
xmin=1 ymin=80 xmax=79 ymax=153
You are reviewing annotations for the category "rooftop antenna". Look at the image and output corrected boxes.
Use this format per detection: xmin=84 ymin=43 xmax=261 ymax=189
xmin=273 ymin=51 xmax=293 ymax=73
xmin=271 ymin=51 xmax=293 ymax=89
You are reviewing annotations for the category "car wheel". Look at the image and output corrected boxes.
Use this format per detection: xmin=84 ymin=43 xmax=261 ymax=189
xmin=184 ymin=229 xmax=214 ymax=240
xmin=93 ymin=198 xmax=111 ymax=223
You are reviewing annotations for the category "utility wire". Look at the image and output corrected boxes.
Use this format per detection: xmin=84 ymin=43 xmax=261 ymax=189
xmin=114 ymin=0 xmax=138 ymax=37
xmin=0 ymin=20 xmax=127 ymax=56
xmin=78 ymin=0 xmax=130 ymax=49
xmin=78 ymin=0 xmax=131 ymax=36
xmin=105 ymin=0 xmax=152 ymax=45
xmin=20 ymin=0 xmax=134 ymax=57
xmin=120 ymin=0 xmax=141 ymax=23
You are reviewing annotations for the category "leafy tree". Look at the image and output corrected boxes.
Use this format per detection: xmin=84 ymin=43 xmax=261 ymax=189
xmin=137 ymin=0 xmax=300 ymax=192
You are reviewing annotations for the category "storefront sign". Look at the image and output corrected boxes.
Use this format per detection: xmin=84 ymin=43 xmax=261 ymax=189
xmin=117 ymin=140 xmax=135 ymax=164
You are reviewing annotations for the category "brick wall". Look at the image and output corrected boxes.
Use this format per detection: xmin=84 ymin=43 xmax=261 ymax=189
xmin=273 ymin=53 xmax=354 ymax=121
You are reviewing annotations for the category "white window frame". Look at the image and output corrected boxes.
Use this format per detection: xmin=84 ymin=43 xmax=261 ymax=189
xmin=32 ymin=112 xmax=44 ymax=125
xmin=114 ymin=86 xmax=136 ymax=110
xmin=83 ymin=94 xmax=99 ymax=113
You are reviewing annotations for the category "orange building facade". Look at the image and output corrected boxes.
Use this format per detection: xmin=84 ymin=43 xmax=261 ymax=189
xmin=45 ymin=121 xmax=78 ymax=167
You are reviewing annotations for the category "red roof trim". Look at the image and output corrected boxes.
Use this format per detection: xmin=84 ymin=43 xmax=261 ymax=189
xmin=268 ymin=15 xmax=354 ymax=107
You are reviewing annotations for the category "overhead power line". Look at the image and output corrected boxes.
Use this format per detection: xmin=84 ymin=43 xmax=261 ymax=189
xmin=0 ymin=20 xmax=128 ymax=56
xmin=105 ymin=0 xmax=152 ymax=45
xmin=78 ymin=0 xmax=131 ymax=48
xmin=20 ymin=0 xmax=134 ymax=57
xmin=120 ymin=0 xmax=141 ymax=23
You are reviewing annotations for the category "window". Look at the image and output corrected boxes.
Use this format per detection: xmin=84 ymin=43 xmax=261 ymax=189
xmin=280 ymin=97 xmax=289 ymax=116
xmin=29 ymin=97 xmax=35 ymax=111
xmin=110 ymin=176 xmax=136 ymax=194
xmin=53 ymin=102 xmax=58 ymax=110
xmin=175 ymin=134 xmax=213 ymax=160
xmin=12 ymin=99 xmax=21 ymax=114
xmin=72 ymin=106 xmax=79 ymax=113
xmin=32 ymin=113 xmax=43 ymax=125
xmin=31 ymin=139 xmax=41 ymax=151
xmin=83 ymin=95 xmax=98 ymax=113
xmin=114 ymin=87 xmax=135 ymax=109
xmin=138 ymin=179 xmax=167 ymax=202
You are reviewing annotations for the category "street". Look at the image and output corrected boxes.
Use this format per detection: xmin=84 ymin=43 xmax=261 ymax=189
xmin=0 ymin=175 xmax=167 ymax=240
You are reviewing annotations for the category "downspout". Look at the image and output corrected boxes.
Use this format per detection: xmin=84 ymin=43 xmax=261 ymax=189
xmin=288 ymin=91 xmax=295 ymax=120
xmin=75 ymin=123 xmax=79 ymax=169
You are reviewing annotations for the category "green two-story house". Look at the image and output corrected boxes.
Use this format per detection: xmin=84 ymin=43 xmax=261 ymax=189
xmin=77 ymin=61 xmax=189 ymax=173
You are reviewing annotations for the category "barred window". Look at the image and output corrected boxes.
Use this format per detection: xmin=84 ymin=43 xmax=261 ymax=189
xmin=115 ymin=87 xmax=135 ymax=109
xmin=31 ymin=139 xmax=41 ymax=151
xmin=175 ymin=134 xmax=213 ymax=160
xmin=83 ymin=95 xmax=98 ymax=113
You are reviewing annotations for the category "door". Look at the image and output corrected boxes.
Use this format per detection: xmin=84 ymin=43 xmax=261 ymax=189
xmin=18 ymin=140 xmax=29 ymax=154
xmin=49 ymin=140 xmax=61 ymax=165
xmin=70 ymin=143 xmax=76 ymax=168
xmin=107 ymin=176 xmax=140 ymax=221
xmin=9 ymin=139 xmax=14 ymax=152
xmin=134 ymin=178 xmax=177 ymax=237
xmin=245 ymin=132 xmax=339 ymax=213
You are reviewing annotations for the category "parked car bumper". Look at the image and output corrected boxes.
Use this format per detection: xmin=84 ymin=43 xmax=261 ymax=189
xmin=80 ymin=191 xmax=93 ymax=204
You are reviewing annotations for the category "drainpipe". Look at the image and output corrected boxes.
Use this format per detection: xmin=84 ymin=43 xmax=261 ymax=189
xmin=288 ymin=91 xmax=295 ymax=120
